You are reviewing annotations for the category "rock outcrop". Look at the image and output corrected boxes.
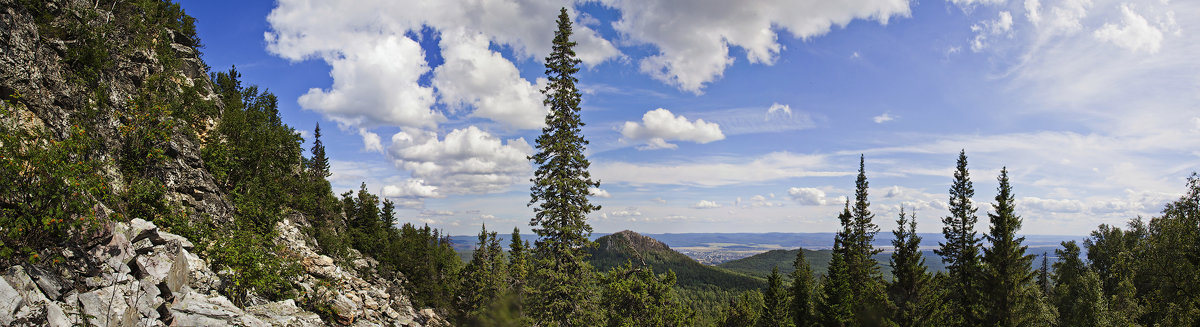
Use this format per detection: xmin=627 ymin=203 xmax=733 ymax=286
xmin=0 ymin=217 xmax=447 ymax=326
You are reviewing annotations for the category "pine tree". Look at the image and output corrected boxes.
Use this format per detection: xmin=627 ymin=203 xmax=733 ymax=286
xmin=310 ymin=122 xmax=330 ymax=177
xmin=817 ymin=202 xmax=855 ymax=327
xmin=1052 ymin=241 xmax=1111 ymax=326
xmin=846 ymin=155 xmax=889 ymax=325
xmin=935 ymin=150 xmax=983 ymax=326
xmin=526 ymin=8 xmax=602 ymax=326
xmin=759 ymin=266 xmax=793 ymax=327
xmin=790 ymin=249 xmax=816 ymax=327
xmin=458 ymin=225 xmax=507 ymax=321
xmin=1037 ymin=253 xmax=1051 ymax=297
xmin=980 ymin=168 xmax=1039 ymax=326
xmin=888 ymin=208 xmax=944 ymax=326
xmin=722 ymin=290 xmax=765 ymax=327
xmin=508 ymin=228 xmax=530 ymax=295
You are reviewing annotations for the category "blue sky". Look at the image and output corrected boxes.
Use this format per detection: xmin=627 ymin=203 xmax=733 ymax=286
xmin=178 ymin=0 xmax=1199 ymax=236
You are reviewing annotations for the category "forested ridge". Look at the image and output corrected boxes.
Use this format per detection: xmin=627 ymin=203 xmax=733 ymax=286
xmin=1 ymin=0 xmax=1198 ymax=326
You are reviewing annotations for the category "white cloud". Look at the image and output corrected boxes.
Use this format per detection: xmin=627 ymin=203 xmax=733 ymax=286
xmin=382 ymin=179 xmax=441 ymax=198
xmin=765 ymin=103 xmax=792 ymax=121
xmin=1020 ymin=196 xmax=1085 ymax=213
xmin=970 ymin=11 xmax=1014 ymax=52
xmin=387 ymin=126 xmax=533 ymax=194
xmin=420 ymin=209 xmax=455 ymax=217
xmin=293 ymin=35 xmax=442 ymax=129
xmin=604 ymin=0 xmax=912 ymax=92
xmin=950 ymin=0 xmax=1006 ymax=11
xmin=744 ymin=194 xmax=784 ymax=208
xmin=589 ymin=187 xmax=612 ymax=198
xmin=1093 ymin=4 xmax=1163 ymax=53
xmin=611 ymin=208 xmax=643 ymax=217
xmin=359 ymin=128 xmax=384 ymax=153
xmin=693 ymin=200 xmax=723 ymax=209
xmin=433 ymin=28 xmax=549 ymax=130
xmin=265 ymin=0 xmax=619 ymax=131
xmin=1025 ymin=0 xmax=1043 ymax=25
xmin=651 ymin=197 xmax=668 ymax=204
xmin=594 ymin=152 xmax=850 ymax=187
xmin=620 ymin=108 xmax=725 ymax=150
xmin=788 ymin=187 xmax=828 ymax=206
xmin=873 ymin=112 xmax=896 ymax=123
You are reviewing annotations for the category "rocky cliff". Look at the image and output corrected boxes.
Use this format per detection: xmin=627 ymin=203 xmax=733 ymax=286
xmin=0 ymin=0 xmax=445 ymax=325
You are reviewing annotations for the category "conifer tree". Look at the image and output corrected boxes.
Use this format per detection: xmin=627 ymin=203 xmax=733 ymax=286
xmin=458 ymin=225 xmax=507 ymax=321
xmin=888 ymin=208 xmax=944 ymax=326
xmin=526 ymin=7 xmax=602 ymax=326
xmin=980 ymin=168 xmax=1038 ymax=326
xmin=722 ymin=290 xmax=765 ymax=326
xmin=508 ymin=228 xmax=530 ymax=295
xmin=935 ymin=150 xmax=983 ymax=326
xmin=759 ymin=266 xmax=793 ymax=327
xmin=846 ymin=155 xmax=889 ymax=325
xmin=1052 ymin=241 xmax=1111 ymax=326
xmin=599 ymin=262 xmax=694 ymax=327
xmin=790 ymin=249 xmax=816 ymax=327
xmin=1037 ymin=253 xmax=1051 ymax=297
xmin=310 ymin=122 xmax=330 ymax=177
xmin=817 ymin=202 xmax=855 ymax=326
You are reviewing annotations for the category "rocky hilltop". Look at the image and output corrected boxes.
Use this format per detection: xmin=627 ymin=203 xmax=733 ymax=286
xmin=0 ymin=0 xmax=445 ymax=325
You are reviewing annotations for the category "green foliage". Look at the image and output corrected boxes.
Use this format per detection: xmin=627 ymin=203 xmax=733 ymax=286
xmin=1052 ymin=241 xmax=1111 ymax=326
xmin=0 ymin=98 xmax=109 ymax=261
xmin=600 ymin=262 xmax=695 ymax=327
xmin=526 ymin=7 xmax=602 ymax=326
xmin=720 ymin=290 xmax=764 ymax=327
xmin=935 ymin=150 xmax=984 ymax=327
xmin=589 ymin=232 xmax=765 ymax=292
xmin=817 ymin=239 xmax=854 ymax=327
xmin=208 ymin=228 xmax=300 ymax=306
xmin=980 ymin=168 xmax=1039 ymax=326
xmin=819 ymin=156 xmax=890 ymax=326
xmin=457 ymin=225 xmax=508 ymax=322
xmin=888 ymin=208 xmax=946 ymax=327
xmin=389 ymin=223 xmax=461 ymax=308
xmin=759 ymin=267 xmax=792 ymax=327
xmin=789 ymin=250 xmax=816 ymax=327
xmin=1132 ymin=175 xmax=1200 ymax=325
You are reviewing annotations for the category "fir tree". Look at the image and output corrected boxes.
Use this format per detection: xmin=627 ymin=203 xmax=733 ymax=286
xmin=1037 ymin=253 xmax=1052 ymax=297
xmin=309 ymin=122 xmax=330 ymax=177
xmin=526 ymin=8 xmax=602 ymax=326
xmin=935 ymin=150 xmax=983 ymax=326
xmin=980 ymin=168 xmax=1038 ymax=326
xmin=722 ymin=290 xmax=765 ymax=327
xmin=888 ymin=208 xmax=944 ymax=326
xmin=817 ymin=202 xmax=855 ymax=326
xmin=600 ymin=262 xmax=694 ymax=327
xmin=790 ymin=249 xmax=816 ymax=327
xmin=759 ymin=266 xmax=792 ymax=327
xmin=846 ymin=155 xmax=889 ymax=325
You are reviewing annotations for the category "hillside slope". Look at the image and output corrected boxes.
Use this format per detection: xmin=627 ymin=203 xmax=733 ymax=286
xmin=0 ymin=0 xmax=445 ymax=325
xmin=588 ymin=230 xmax=765 ymax=291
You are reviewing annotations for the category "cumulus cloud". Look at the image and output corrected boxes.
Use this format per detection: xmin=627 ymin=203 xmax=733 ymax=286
xmin=949 ymin=0 xmax=1005 ymax=11
xmin=1093 ymin=4 xmax=1163 ymax=53
xmin=265 ymin=0 xmax=619 ymax=131
xmin=360 ymin=129 xmax=384 ymax=153
xmin=620 ymin=108 xmax=725 ymax=150
xmin=873 ymin=112 xmax=896 ymax=123
xmin=611 ymin=208 xmax=643 ymax=217
xmin=604 ymin=0 xmax=912 ymax=92
xmin=433 ymin=28 xmax=549 ymax=130
xmin=382 ymin=179 xmax=441 ymax=198
xmin=788 ymin=187 xmax=828 ymax=206
xmin=387 ymin=126 xmax=533 ymax=194
xmin=589 ymin=187 xmax=612 ymax=198
xmin=693 ymin=200 xmax=723 ymax=209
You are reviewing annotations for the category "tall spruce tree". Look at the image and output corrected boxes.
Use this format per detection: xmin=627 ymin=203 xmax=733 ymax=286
xmin=818 ymin=202 xmax=856 ymax=326
xmin=526 ymin=8 xmax=602 ymax=326
xmin=310 ymin=122 xmax=330 ymax=177
xmin=760 ymin=266 xmax=793 ymax=327
xmin=888 ymin=208 xmax=944 ymax=326
xmin=935 ymin=150 xmax=983 ymax=326
xmin=847 ymin=155 xmax=889 ymax=325
xmin=790 ymin=249 xmax=816 ymax=327
xmin=1037 ymin=253 xmax=1052 ymax=297
xmin=980 ymin=168 xmax=1038 ymax=326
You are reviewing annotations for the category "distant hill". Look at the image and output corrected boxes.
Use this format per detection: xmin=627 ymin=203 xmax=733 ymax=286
xmin=719 ymin=248 xmax=952 ymax=280
xmin=587 ymin=230 xmax=766 ymax=292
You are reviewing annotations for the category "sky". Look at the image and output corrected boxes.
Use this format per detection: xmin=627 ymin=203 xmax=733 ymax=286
xmin=177 ymin=0 xmax=1199 ymax=236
